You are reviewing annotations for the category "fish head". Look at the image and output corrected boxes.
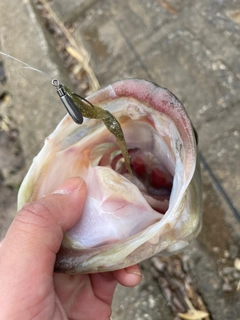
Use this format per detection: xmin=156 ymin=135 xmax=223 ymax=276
xmin=18 ymin=79 xmax=202 ymax=273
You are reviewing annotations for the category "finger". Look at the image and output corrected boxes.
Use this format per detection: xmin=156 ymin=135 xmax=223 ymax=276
xmin=89 ymin=265 xmax=142 ymax=305
xmin=90 ymin=272 xmax=118 ymax=305
xmin=54 ymin=273 xmax=114 ymax=319
xmin=113 ymin=264 xmax=142 ymax=287
xmin=0 ymin=177 xmax=86 ymax=302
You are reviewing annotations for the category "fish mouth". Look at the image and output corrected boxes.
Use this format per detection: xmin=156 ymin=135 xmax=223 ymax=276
xmin=61 ymin=94 xmax=187 ymax=249
xmin=18 ymin=79 xmax=201 ymax=273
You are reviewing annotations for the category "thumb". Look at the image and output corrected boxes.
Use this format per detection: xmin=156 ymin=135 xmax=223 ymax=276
xmin=0 ymin=177 xmax=86 ymax=283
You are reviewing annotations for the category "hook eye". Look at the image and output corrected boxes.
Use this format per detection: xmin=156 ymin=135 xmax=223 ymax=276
xmin=52 ymin=79 xmax=60 ymax=88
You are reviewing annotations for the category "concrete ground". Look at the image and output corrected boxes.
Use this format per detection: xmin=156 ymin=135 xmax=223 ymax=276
xmin=0 ymin=0 xmax=240 ymax=319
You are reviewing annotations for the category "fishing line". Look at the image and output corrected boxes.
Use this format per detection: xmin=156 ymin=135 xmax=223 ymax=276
xmin=0 ymin=52 xmax=51 ymax=79
xmin=0 ymin=52 xmax=53 ymax=91
xmin=0 ymin=52 xmax=84 ymax=123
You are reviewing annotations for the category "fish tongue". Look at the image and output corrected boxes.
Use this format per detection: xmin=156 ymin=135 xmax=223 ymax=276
xmin=66 ymin=165 xmax=162 ymax=248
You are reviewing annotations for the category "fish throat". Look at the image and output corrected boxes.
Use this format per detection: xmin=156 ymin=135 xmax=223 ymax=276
xmin=95 ymin=145 xmax=172 ymax=214
xmin=88 ymin=112 xmax=175 ymax=215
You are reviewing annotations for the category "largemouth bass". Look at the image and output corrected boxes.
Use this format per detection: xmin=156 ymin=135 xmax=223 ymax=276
xmin=18 ymin=78 xmax=202 ymax=274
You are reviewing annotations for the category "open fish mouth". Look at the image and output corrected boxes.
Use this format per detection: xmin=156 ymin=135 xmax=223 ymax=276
xmin=18 ymin=79 xmax=202 ymax=274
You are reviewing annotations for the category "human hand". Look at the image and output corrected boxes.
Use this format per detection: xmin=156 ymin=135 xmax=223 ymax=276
xmin=0 ymin=177 xmax=142 ymax=320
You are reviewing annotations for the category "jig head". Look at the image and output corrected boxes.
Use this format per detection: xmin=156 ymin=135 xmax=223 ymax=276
xmin=52 ymin=79 xmax=83 ymax=125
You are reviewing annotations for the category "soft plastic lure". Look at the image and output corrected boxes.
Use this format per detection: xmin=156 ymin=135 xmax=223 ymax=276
xmin=52 ymin=78 xmax=132 ymax=175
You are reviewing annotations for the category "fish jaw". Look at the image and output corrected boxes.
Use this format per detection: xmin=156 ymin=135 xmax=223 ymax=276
xmin=18 ymin=79 xmax=202 ymax=273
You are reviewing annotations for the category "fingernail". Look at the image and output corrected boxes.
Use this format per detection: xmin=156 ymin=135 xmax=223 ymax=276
xmin=52 ymin=177 xmax=84 ymax=195
xmin=125 ymin=265 xmax=142 ymax=276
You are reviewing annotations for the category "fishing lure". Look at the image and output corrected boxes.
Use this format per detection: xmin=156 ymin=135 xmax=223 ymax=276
xmin=52 ymin=78 xmax=133 ymax=175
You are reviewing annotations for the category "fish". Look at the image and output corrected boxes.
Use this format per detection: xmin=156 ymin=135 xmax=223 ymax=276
xmin=17 ymin=78 xmax=202 ymax=274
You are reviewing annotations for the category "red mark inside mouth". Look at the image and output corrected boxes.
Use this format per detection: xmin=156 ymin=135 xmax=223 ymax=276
xmin=98 ymin=147 xmax=173 ymax=214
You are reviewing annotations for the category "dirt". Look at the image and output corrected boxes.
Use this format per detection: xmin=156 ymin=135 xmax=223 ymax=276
xmin=0 ymin=61 xmax=25 ymax=239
